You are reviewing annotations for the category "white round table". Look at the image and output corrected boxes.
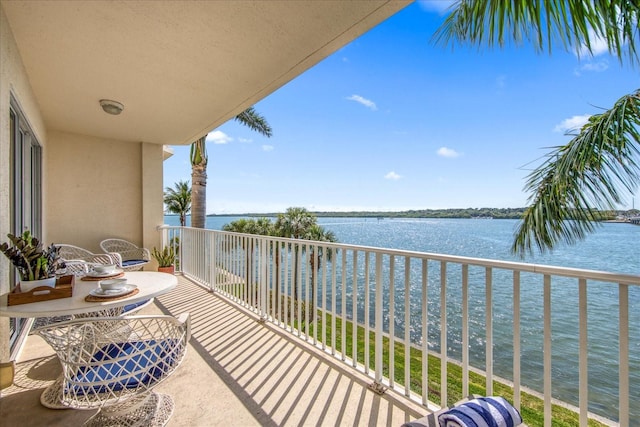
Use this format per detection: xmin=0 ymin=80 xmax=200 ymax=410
xmin=1 ymin=271 xmax=179 ymax=410
xmin=0 ymin=271 xmax=177 ymax=318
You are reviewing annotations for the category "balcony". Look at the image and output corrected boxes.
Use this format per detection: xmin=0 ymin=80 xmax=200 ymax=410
xmin=2 ymin=226 xmax=638 ymax=426
xmin=2 ymin=274 xmax=427 ymax=426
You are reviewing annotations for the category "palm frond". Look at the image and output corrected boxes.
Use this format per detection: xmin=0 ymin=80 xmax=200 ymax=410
xmin=433 ymin=0 xmax=640 ymax=66
xmin=513 ymin=90 xmax=640 ymax=255
xmin=234 ymin=107 xmax=273 ymax=138
xmin=189 ymin=136 xmax=207 ymax=167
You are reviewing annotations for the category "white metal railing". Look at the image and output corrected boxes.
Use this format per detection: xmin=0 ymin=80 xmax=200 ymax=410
xmin=159 ymin=225 xmax=639 ymax=426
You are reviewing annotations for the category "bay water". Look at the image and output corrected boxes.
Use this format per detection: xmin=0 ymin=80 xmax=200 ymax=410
xmin=164 ymin=215 xmax=639 ymax=421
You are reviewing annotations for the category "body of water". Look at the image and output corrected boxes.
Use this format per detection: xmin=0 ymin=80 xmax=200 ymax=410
xmin=165 ymin=215 xmax=639 ymax=273
xmin=164 ymin=215 xmax=639 ymax=421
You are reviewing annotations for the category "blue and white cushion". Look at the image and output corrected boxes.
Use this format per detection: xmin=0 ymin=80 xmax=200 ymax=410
xmin=438 ymin=396 xmax=523 ymax=427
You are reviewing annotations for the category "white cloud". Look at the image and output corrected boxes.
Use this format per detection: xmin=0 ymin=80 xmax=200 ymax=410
xmin=580 ymin=60 xmax=609 ymax=73
xmin=206 ymin=130 xmax=233 ymax=144
xmin=346 ymin=94 xmax=377 ymax=111
xmin=238 ymin=137 xmax=253 ymax=143
xmin=578 ymin=30 xmax=610 ymax=58
xmin=553 ymin=114 xmax=591 ymax=133
xmin=437 ymin=147 xmax=461 ymax=158
xmin=262 ymin=144 xmax=274 ymax=152
xmin=384 ymin=171 xmax=402 ymax=180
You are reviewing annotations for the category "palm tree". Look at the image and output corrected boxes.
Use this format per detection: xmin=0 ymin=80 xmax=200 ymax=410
xmin=304 ymin=224 xmax=338 ymax=318
xmin=190 ymin=107 xmax=273 ymax=229
xmin=163 ymin=180 xmax=191 ymax=226
xmin=275 ymin=207 xmax=318 ymax=299
xmin=434 ymin=0 xmax=640 ymax=256
xmin=222 ymin=217 xmax=274 ymax=297
xmin=189 ymin=137 xmax=207 ymax=229
xmin=275 ymin=207 xmax=317 ymax=239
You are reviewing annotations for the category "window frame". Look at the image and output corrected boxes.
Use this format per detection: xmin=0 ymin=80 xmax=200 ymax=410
xmin=8 ymin=96 xmax=43 ymax=350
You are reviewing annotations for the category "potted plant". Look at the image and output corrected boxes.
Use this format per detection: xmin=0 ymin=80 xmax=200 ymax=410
xmin=0 ymin=230 xmax=61 ymax=292
xmin=151 ymin=245 xmax=175 ymax=274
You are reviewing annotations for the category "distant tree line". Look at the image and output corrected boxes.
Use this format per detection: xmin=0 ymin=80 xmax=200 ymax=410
xmin=314 ymin=208 xmax=527 ymax=219
xmin=236 ymin=208 xmax=527 ymax=219
xmin=214 ymin=207 xmax=639 ymax=221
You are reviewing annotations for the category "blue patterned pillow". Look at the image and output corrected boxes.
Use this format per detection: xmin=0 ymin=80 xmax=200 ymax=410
xmin=438 ymin=396 xmax=522 ymax=427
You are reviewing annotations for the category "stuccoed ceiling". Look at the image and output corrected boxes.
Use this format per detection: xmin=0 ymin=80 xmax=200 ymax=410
xmin=2 ymin=0 xmax=410 ymax=145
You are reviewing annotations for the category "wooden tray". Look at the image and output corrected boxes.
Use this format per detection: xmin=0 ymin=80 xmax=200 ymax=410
xmin=8 ymin=275 xmax=75 ymax=306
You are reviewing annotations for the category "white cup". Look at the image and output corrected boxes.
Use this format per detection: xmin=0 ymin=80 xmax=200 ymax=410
xmin=99 ymin=278 xmax=127 ymax=291
xmin=92 ymin=264 xmax=116 ymax=274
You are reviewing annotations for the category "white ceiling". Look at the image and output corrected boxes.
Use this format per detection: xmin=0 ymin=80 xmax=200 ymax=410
xmin=2 ymin=0 xmax=410 ymax=145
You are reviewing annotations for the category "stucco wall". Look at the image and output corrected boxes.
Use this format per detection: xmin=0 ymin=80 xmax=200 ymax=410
xmin=1 ymin=3 xmax=166 ymax=362
xmin=46 ymin=131 xmax=163 ymax=257
xmin=0 ymin=3 xmax=49 ymax=361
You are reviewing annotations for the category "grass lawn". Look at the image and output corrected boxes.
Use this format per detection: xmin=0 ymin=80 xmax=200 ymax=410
xmin=220 ymin=281 xmax=608 ymax=427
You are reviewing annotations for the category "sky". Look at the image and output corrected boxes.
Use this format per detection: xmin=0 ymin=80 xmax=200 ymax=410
xmin=163 ymin=1 xmax=639 ymax=215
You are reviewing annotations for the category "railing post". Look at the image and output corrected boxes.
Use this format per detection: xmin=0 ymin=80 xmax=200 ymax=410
xmin=440 ymin=261 xmax=447 ymax=406
xmin=260 ymin=238 xmax=268 ymax=322
xmin=421 ymin=259 xmax=428 ymax=406
xmin=209 ymin=232 xmax=216 ymax=293
xmin=619 ymin=283 xmax=629 ymax=426
xmin=374 ymin=252 xmax=383 ymax=387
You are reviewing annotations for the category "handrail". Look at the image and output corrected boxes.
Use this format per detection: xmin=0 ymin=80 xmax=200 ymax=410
xmin=160 ymin=225 xmax=637 ymax=425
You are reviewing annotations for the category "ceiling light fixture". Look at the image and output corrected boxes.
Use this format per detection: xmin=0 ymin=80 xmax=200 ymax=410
xmin=99 ymin=99 xmax=124 ymax=115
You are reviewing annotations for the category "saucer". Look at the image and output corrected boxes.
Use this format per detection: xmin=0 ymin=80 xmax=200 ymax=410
xmin=89 ymin=284 xmax=137 ymax=298
xmin=87 ymin=268 xmax=123 ymax=278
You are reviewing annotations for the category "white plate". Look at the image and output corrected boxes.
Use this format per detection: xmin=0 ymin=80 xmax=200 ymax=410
xmin=87 ymin=268 xmax=124 ymax=278
xmin=89 ymin=284 xmax=137 ymax=298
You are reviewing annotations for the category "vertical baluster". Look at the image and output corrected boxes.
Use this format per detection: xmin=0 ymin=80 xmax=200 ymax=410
xmin=421 ymin=258 xmax=428 ymax=406
xmin=238 ymin=234 xmax=242 ymax=300
xmin=341 ymin=249 xmax=347 ymax=360
xmin=321 ymin=245 xmax=326 ymax=347
xmin=264 ymin=239 xmax=269 ymax=317
xmin=486 ymin=266 xmax=493 ymax=396
xmin=513 ymin=271 xmax=521 ymax=411
xmin=250 ymin=236 xmax=254 ymax=310
xmin=375 ymin=252 xmax=383 ymax=384
xmin=389 ymin=255 xmax=395 ymax=390
xmin=210 ymin=232 xmax=216 ymax=292
xmin=297 ymin=242 xmax=302 ymax=337
xmin=578 ymin=278 xmax=587 ymax=425
xmin=352 ymin=250 xmax=358 ymax=368
xmin=200 ymin=230 xmax=204 ymax=281
xmin=271 ymin=240 xmax=282 ymax=326
xmin=440 ymin=261 xmax=447 ymax=406
xmin=330 ymin=247 xmax=337 ymax=355
xmin=364 ymin=252 xmax=370 ymax=374
xmin=284 ymin=241 xmax=289 ymax=329
xmin=404 ymin=256 xmax=411 ymax=397
xmin=543 ymin=274 xmax=551 ymax=427
xmin=305 ymin=245 xmax=310 ymax=341
xmin=311 ymin=244 xmax=316 ymax=344
xmin=619 ymin=283 xmax=629 ymax=426
xmin=462 ymin=264 xmax=469 ymax=397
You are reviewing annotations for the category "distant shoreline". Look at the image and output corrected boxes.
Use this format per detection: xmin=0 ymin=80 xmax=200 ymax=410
xmin=166 ymin=207 xmax=640 ymax=221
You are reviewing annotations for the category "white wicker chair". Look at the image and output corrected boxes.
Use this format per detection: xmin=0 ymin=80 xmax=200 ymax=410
xmin=55 ymin=243 xmax=153 ymax=313
xmin=56 ymin=244 xmax=123 ymax=273
xmin=100 ymin=239 xmax=151 ymax=271
xmin=34 ymin=314 xmax=190 ymax=427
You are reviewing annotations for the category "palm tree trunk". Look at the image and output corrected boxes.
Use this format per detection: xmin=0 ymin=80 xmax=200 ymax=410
xmin=191 ymin=164 xmax=206 ymax=228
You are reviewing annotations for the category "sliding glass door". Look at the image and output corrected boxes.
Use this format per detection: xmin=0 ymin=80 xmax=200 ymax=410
xmin=9 ymin=97 xmax=43 ymax=350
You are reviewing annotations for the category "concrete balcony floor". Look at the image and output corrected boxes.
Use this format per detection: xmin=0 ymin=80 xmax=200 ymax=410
xmin=1 ymin=275 xmax=429 ymax=426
